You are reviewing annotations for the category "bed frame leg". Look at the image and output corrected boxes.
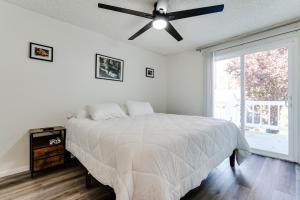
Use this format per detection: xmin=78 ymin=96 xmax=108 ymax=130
xmin=230 ymin=150 xmax=236 ymax=168
xmin=65 ymin=150 xmax=71 ymax=167
xmin=86 ymin=169 xmax=92 ymax=189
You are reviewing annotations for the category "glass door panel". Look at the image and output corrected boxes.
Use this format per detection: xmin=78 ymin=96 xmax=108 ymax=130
xmin=214 ymin=57 xmax=241 ymax=127
xmin=244 ymin=48 xmax=289 ymax=155
xmin=213 ymin=45 xmax=292 ymax=160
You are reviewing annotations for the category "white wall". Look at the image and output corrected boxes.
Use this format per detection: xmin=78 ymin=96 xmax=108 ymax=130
xmin=0 ymin=1 xmax=167 ymax=177
xmin=166 ymin=51 xmax=204 ymax=116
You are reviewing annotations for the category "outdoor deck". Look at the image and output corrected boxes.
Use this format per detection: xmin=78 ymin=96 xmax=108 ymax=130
xmin=245 ymin=131 xmax=288 ymax=155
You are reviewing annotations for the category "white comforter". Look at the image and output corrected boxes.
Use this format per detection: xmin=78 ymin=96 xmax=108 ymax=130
xmin=66 ymin=114 xmax=250 ymax=200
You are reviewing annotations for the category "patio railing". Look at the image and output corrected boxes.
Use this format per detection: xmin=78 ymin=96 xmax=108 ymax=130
xmin=245 ymin=101 xmax=288 ymax=131
xmin=214 ymin=100 xmax=288 ymax=131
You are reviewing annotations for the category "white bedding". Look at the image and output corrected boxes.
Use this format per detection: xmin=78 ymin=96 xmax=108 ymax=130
xmin=66 ymin=113 xmax=250 ymax=200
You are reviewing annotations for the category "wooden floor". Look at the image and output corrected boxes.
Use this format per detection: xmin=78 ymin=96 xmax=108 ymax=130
xmin=0 ymin=155 xmax=299 ymax=200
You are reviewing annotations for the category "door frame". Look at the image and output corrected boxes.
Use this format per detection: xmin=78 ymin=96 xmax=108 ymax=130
xmin=214 ymin=37 xmax=299 ymax=162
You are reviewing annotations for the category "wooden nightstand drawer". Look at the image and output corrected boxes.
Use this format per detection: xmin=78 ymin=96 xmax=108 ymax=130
xmin=29 ymin=126 xmax=66 ymax=177
xmin=34 ymin=144 xmax=64 ymax=160
xmin=33 ymin=155 xmax=64 ymax=171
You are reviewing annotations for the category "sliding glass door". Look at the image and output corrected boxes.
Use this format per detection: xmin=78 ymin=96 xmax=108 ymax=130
xmin=214 ymin=57 xmax=241 ymax=127
xmin=244 ymin=48 xmax=289 ymax=156
xmin=213 ymin=40 xmax=296 ymax=161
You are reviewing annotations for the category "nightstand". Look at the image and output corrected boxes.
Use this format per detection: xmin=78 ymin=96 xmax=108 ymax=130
xmin=29 ymin=126 xmax=66 ymax=177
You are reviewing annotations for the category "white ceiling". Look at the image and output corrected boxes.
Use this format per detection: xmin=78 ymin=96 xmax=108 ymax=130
xmin=4 ymin=0 xmax=300 ymax=55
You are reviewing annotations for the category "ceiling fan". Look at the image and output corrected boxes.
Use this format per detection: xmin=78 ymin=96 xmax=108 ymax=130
xmin=98 ymin=0 xmax=224 ymax=41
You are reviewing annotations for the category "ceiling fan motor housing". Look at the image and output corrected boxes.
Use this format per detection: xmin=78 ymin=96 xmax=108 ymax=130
xmin=155 ymin=0 xmax=168 ymax=14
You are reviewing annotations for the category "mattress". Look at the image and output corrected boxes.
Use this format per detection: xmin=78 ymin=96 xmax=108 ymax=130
xmin=66 ymin=113 xmax=250 ymax=200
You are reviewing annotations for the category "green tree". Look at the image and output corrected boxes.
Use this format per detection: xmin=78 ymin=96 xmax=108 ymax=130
xmin=226 ymin=48 xmax=288 ymax=101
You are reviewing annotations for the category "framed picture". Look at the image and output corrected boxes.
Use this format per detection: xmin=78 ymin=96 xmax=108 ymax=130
xmin=29 ymin=42 xmax=53 ymax=62
xmin=146 ymin=68 xmax=154 ymax=78
xmin=95 ymin=54 xmax=124 ymax=82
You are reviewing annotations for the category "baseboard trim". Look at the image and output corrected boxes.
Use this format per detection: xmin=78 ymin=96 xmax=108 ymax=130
xmin=0 ymin=166 xmax=29 ymax=178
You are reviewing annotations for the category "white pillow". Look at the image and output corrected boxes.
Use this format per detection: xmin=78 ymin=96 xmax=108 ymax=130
xmin=87 ymin=103 xmax=126 ymax=120
xmin=119 ymin=104 xmax=129 ymax=115
xmin=126 ymin=101 xmax=154 ymax=116
xmin=75 ymin=108 xmax=89 ymax=119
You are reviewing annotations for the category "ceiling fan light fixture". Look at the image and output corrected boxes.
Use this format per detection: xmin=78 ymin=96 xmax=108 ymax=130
xmin=152 ymin=17 xmax=168 ymax=30
xmin=98 ymin=2 xmax=224 ymax=41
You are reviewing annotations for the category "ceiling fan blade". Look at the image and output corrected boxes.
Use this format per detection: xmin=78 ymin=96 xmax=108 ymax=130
xmin=98 ymin=3 xmax=153 ymax=19
xmin=129 ymin=22 xmax=153 ymax=40
xmin=167 ymin=4 xmax=224 ymax=21
xmin=165 ymin=22 xmax=183 ymax=41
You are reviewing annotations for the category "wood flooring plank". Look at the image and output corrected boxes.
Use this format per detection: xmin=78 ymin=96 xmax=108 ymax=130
xmin=188 ymin=160 xmax=242 ymax=199
xmin=246 ymin=157 xmax=281 ymax=200
xmin=234 ymin=155 xmax=266 ymax=189
xmin=272 ymin=190 xmax=294 ymax=200
xmin=0 ymin=155 xmax=297 ymax=200
xmin=274 ymin=160 xmax=296 ymax=196
xmin=296 ymin=165 xmax=300 ymax=200
xmin=0 ymin=168 xmax=83 ymax=200
xmin=221 ymin=184 xmax=250 ymax=200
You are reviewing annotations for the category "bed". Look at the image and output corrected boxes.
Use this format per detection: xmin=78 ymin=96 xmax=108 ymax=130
xmin=66 ymin=113 xmax=250 ymax=200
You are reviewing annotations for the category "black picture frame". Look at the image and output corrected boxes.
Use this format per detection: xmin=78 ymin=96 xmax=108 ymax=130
xmin=95 ymin=54 xmax=124 ymax=82
xmin=29 ymin=42 xmax=53 ymax=62
xmin=146 ymin=67 xmax=154 ymax=78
